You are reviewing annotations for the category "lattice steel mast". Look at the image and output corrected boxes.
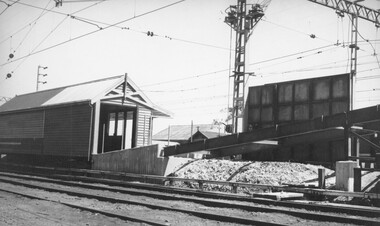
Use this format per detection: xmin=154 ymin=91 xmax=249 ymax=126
xmin=307 ymin=0 xmax=380 ymax=110
xmin=225 ymin=0 xmax=265 ymax=133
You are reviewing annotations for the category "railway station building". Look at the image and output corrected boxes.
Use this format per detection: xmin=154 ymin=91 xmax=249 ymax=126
xmin=0 ymin=75 xmax=171 ymax=164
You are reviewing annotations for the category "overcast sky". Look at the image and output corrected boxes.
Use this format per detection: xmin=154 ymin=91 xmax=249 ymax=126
xmin=0 ymin=0 xmax=379 ymax=132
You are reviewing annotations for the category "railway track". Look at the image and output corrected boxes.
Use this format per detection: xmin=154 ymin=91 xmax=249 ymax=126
xmin=0 ymin=170 xmax=379 ymax=225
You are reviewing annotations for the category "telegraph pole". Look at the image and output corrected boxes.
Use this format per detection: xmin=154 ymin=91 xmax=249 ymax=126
xmin=36 ymin=65 xmax=48 ymax=91
xmin=225 ymin=0 xmax=265 ymax=133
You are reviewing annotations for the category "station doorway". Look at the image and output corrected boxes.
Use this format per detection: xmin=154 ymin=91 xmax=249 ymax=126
xmin=98 ymin=104 xmax=136 ymax=153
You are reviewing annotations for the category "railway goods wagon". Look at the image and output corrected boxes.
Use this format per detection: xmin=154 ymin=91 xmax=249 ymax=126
xmin=0 ymin=75 xmax=170 ymax=165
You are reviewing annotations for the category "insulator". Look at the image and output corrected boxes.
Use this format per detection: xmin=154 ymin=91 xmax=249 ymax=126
xmin=6 ymin=73 xmax=11 ymax=79
xmin=335 ymin=10 xmax=344 ymax=18
xmin=9 ymin=53 xmax=14 ymax=59
xmin=310 ymin=34 xmax=316 ymax=39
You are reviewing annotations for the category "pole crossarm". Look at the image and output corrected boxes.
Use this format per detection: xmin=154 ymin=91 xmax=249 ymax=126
xmin=307 ymin=0 xmax=379 ymax=25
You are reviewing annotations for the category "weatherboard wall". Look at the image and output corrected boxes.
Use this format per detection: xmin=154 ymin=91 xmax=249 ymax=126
xmin=0 ymin=110 xmax=45 ymax=154
xmin=43 ymin=103 xmax=92 ymax=157
xmin=136 ymin=106 xmax=152 ymax=147
xmin=0 ymin=103 xmax=92 ymax=157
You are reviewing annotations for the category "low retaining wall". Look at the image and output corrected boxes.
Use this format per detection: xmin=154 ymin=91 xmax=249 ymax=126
xmin=92 ymin=144 xmax=190 ymax=176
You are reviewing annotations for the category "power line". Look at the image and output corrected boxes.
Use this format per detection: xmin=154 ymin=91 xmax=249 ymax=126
xmin=0 ymin=0 xmax=18 ymax=16
xmin=156 ymin=94 xmax=228 ymax=105
xmin=141 ymin=68 xmax=229 ymax=88
xmin=3 ymin=0 xmax=231 ymax=52
xmin=0 ymin=0 xmax=186 ymax=68
xmin=252 ymin=45 xmax=341 ymax=72
xmin=357 ymin=88 xmax=380 ymax=93
xmin=6 ymin=0 xmax=108 ymax=77
xmin=8 ymin=0 xmax=53 ymax=61
xmin=143 ymin=81 xmax=226 ymax=93
xmin=261 ymin=18 xmax=333 ymax=43
xmin=139 ymin=44 xmax=363 ymax=88
xmin=259 ymin=61 xmax=378 ymax=77
xmin=356 ymin=72 xmax=380 ymax=81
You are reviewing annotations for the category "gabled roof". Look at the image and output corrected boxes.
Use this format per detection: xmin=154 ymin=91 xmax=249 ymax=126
xmin=191 ymin=130 xmax=223 ymax=140
xmin=153 ymin=124 xmax=222 ymax=142
xmin=0 ymin=75 xmax=171 ymax=117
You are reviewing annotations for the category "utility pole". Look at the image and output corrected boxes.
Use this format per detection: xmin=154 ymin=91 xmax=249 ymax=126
xmin=36 ymin=65 xmax=48 ymax=92
xmin=225 ymin=0 xmax=265 ymax=133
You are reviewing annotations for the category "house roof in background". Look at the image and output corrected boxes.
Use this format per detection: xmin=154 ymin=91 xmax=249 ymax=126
xmin=192 ymin=130 xmax=222 ymax=139
xmin=153 ymin=124 xmax=223 ymax=141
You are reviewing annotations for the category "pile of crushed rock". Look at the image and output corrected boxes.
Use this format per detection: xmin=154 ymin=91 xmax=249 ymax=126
xmin=168 ymin=159 xmax=334 ymax=192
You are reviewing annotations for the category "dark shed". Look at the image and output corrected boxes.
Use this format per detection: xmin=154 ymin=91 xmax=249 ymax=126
xmin=0 ymin=75 xmax=170 ymax=160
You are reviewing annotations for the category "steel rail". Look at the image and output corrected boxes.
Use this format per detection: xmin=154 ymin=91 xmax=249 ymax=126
xmin=2 ymin=162 xmax=380 ymax=199
xmin=0 ymin=187 xmax=170 ymax=226
xmin=0 ymin=176 xmax=286 ymax=226
xmin=0 ymin=172 xmax=379 ymax=225
xmin=1 ymin=167 xmax=379 ymax=218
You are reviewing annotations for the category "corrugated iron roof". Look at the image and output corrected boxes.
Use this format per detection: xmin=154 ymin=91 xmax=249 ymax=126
xmin=0 ymin=88 xmax=65 ymax=112
xmin=0 ymin=75 xmax=171 ymax=118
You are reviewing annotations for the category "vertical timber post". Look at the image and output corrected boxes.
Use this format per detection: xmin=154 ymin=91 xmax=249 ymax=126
xmin=92 ymin=101 xmax=101 ymax=155
xmin=353 ymin=167 xmax=361 ymax=192
xmin=376 ymin=153 xmax=380 ymax=169
xmin=318 ymin=168 xmax=326 ymax=189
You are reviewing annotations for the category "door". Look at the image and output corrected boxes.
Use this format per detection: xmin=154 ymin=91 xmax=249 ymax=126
xmin=101 ymin=110 xmax=135 ymax=153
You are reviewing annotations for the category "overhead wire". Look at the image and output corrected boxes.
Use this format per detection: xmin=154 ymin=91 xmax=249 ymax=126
xmin=0 ymin=0 xmax=19 ymax=16
xmin=0 ymin=0 xmax=186 ymax=68
xmin=259 ymin=61 xmax=378 ymax=77
xmin=7 ymin=0 xmax=53 ymax=61
xmin=140 ymin=68 xmax=229 ymax=88
xmin=356 ymin=26 xmax=380 ymax=69
xmin=139 ymin=43 xmax=360 ymax=88
xmin=143 ymin=80 xmax=226 ymax=93
xmin=8 ymin=0 xmax=107 ymax=75
xmin=251 ymin=45 xmax=341 ymax=73
xmin=0 ymin=4 xmax=53 ymax=46
xmin=357 ymin=88 xmax=380 ymax=93
xmin=3 ymin=0 xmax=231 ymax=52
xmin=261 ymin=18 xmax=333 ymax=43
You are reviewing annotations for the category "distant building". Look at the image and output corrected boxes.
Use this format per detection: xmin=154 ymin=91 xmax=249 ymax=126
xmin=0 ymin=75 xmax=170 ymax=164
xmin=153 ymin=124 xmax=226 ymax=159
xmin=153 ymin=124 xmax=224 ymax=145
xmin=189 ymin=130 xmax=222 ymax=142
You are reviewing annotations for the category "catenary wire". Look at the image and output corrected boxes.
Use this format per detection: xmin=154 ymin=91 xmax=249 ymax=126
xmin=4 ymin=0 xmax=231 ymax=52
xmin=0 ymin=0 xmax=186 ymax=68
xmin=8 ymin=0 xmax=108 ymax=75
xmin=8 ymin=0 xmax=53 ymax=61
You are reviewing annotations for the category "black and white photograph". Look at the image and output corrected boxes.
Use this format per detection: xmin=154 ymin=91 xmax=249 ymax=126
xmin=0 ymin=0 xmax=379 ymax=225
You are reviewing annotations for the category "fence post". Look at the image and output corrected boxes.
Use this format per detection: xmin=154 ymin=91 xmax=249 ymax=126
xmin=318 ymin=168 xmax=326 ymax=189
xmin=353 ymin=167 xmax=361 ymax=192
xmin=376 ymin=153 xmax=380 ymax=169
xmin=232 ymin=183 xmax=238 ymax=193
xmin=198 ymin=181 xmax=204 ymax=191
